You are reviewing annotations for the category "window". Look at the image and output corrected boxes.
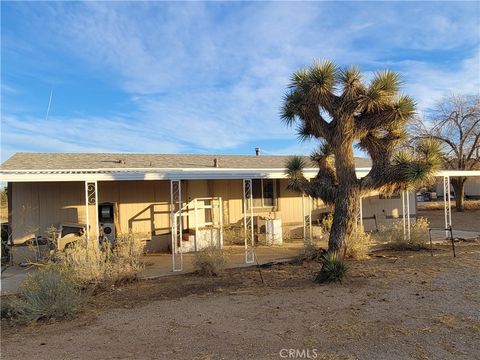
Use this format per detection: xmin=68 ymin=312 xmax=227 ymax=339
xmin=251 ymin=179 xmax=277 ymax=208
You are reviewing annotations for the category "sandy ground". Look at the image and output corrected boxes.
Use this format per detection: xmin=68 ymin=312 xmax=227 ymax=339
xmin=2 ymin=242 xmax=480 ymax=360
xmin=418 ymin=209 xmax=480 ymax=232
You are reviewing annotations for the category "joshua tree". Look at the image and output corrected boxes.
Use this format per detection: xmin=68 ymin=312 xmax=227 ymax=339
xmin=282 ymin=60 xmax=441 ymax=253
xmin=414 ymin=94 xmax=480 ymax=212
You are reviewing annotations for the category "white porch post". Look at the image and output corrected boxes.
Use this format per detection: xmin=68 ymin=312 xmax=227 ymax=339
xmin=170 ymin=180 xmax=183 ymax=272
xmin=219 ymin=197 xmax=224 ymax=249
xmin=302 ymin=193 xmax=312 ymax=245
xmin=302 ymin=178 xmax=312 ymax=245
xmin=243 ymin=179 xmax=254 ymax=264
xmin=193 ymin=198 xmax=198 ymax=251
xmin=84 ymin=181 xmax=98 ymax=243
xmin=443 ymin=176 xmax=452 ymax=237
xmin=85 ymin=181 xmax=90 ymax=241
xmin=406 ymin=191 xmax=411 ymax=241
xmin=401 ymin=190 xmax=411 ymax=241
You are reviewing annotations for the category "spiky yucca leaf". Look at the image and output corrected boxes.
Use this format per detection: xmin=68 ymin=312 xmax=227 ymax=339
xmin=371 ymin=70 xmax=401 ymax=95
xmin=285 ymin=156 xmax=307 ymax=192
xmin=339 ymin=66 xmax=362 ymax=87
xmin=415 ymin=137 xmax=443 ymax=166
xmin=393 ymin=150 xmax=413 ymax=165
xmin=309 ymin=60 xmax=338 ymax=91
xmin=289 ymin=68 xmax=310 ymax=89
xmin=358 ymin=86 xmax=386 ymax=113
xmin=393 ymin=95 xmax=416 ymax=121
xmin=338 ymin=66 xmax=364 ymax=100
xmin=296 ymin=122 xmax=315 ymax=142
xmin=315 ymin=251 xmax=348 ymax=283
xmin=310 ymin=141 xmax=333 ymax=163
xmin=281 ymin=90 xmax=304 ymax=125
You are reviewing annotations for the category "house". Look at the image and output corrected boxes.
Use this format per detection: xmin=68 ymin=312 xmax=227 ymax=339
xmin=0 ymin=152 xmax=416 ymax=258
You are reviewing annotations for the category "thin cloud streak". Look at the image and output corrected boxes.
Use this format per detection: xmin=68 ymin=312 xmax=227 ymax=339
xmin=1 ymin=2 xmax=479 ymax=158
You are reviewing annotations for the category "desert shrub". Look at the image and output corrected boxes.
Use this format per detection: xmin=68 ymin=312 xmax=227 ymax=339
xmin=379 ymin=217 xmax=430 ymax=251
xmin=1 ymin=298 xmax=16 ymax=320
xmin=345 ymin=226 xmax=371 ymax=260
xmin=60 ymin=233 xmax=144 ymax=287
xmin=292 ymin=243 xmax=325 ymax=264
xmin=192 ymin=245 xmax=227 ymax=276
xmin=321 ymin=213 xmax=334 ymax=234
xmin=315 ymin=251 xmax=348 ymax=283
xmin=10 ymin=265 xmax=84 ymax=323
xmin=222 ymin=225 xmax=244 ymax=245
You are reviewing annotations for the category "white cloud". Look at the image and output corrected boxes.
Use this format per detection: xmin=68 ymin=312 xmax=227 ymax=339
xmin=400 ymin=54 xmax=480 ymax=115
xmin=2 ymin=1 xmax=479 ymax=158
xmin=0 ymin=114 xmax=188 ymax=162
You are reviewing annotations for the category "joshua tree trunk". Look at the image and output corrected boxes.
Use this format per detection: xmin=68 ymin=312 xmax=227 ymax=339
xmin=328 ymin=140 xmax=359 ymax=252
xmin=451 ymin=177 xmax=467 ymax=212
xmin=329 ymin=185 xmax=359 ymax=252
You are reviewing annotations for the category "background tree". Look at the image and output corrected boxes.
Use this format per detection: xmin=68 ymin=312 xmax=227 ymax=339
xmin=282 ymin=60 xmax=441 ymax=253
xmin=414 ymin=94 xmax=480 ymax=212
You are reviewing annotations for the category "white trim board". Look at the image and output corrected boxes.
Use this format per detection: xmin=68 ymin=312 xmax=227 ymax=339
xmin=0 ymin=168 xmax=479 ymax=183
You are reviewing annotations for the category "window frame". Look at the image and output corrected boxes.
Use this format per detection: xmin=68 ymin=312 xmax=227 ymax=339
xmin=251 ymin=179 xmax=277 ymax=209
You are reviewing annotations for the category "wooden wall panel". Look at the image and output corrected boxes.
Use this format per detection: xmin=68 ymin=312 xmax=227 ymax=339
xmin=11 ymin=182 xmax=84 ymax=243
xmin=10 ymin=179 xmax=415 ymax=245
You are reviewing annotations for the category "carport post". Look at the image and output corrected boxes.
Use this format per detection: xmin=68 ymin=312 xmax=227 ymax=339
xmin=406 ymin=191 xmax=411 ymax=241
xmin=402 ymin=190 xmax=410 ymax=241
xmin=302 ymin=193 xmax=312 ymax=245
xmin=170 ymin=180 xmax=183 ymax=272
xmin=243 ymin=179 xmax=254 ymax=264
xmin=219 ymin=197 xmax=224 ymax=248
xmin=443 ymin=176 xmax=452 ymax=238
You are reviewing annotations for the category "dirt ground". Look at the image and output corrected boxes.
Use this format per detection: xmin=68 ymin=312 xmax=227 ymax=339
xmin=2 ymin=242 xmax=480 ymax=360
xmin=418 ymin=208 xmax=480 ymax=232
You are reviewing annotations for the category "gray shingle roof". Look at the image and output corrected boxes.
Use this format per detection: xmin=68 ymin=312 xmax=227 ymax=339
xmin=1 ymin=152 xmax=372 ymax=171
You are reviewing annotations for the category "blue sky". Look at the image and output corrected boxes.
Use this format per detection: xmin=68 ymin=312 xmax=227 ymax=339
xmin=1 ymin=1 xmax=479 ymax=161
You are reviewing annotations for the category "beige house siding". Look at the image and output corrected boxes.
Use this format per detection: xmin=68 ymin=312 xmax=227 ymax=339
xmin=10 ymin=179 xmax=413 ymax=248
xmin=11 ymin=182 xmax=87 ymax=243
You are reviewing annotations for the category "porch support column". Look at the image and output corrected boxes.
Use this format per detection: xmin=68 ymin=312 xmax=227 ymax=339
xmin=84 ymin=181 xmax=99 ymax=243
xmin=170 ymin=180 xmax=183 ymax=272
xmin=219 ymin=197 xmax=224 ymax=249
xmin=401 ymin=190 xmax=411 ymax=241
xmin=443 ymin=176 xmax=452 ymax=237
xmin=406 ymin=191 xmax=411 ymax=241
xmin=243 ymin=179 xmax=254 ymax=264
xmin=302 ymin=192 xmax=312 ymax=245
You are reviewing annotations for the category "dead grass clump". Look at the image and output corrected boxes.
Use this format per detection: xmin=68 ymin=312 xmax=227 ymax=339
xmin=418 ymin=199 xmax=480 ymax=211
xmin=321 ymin=213 xmax=334 ymax=233
xmin=60 ymin=233 xmax=144 ymax=288
xmin=379 ymin=217 xmax=430 ymax=251
xmin=192 ymin=245 xmax=227 ymax=276
xmin=222 ymin=225 xmax=244 ymax=245
xmin=345 ymin=227 xmax=371 ymax=260
xmin=292 ymin=243 xmax=326 ymax=264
